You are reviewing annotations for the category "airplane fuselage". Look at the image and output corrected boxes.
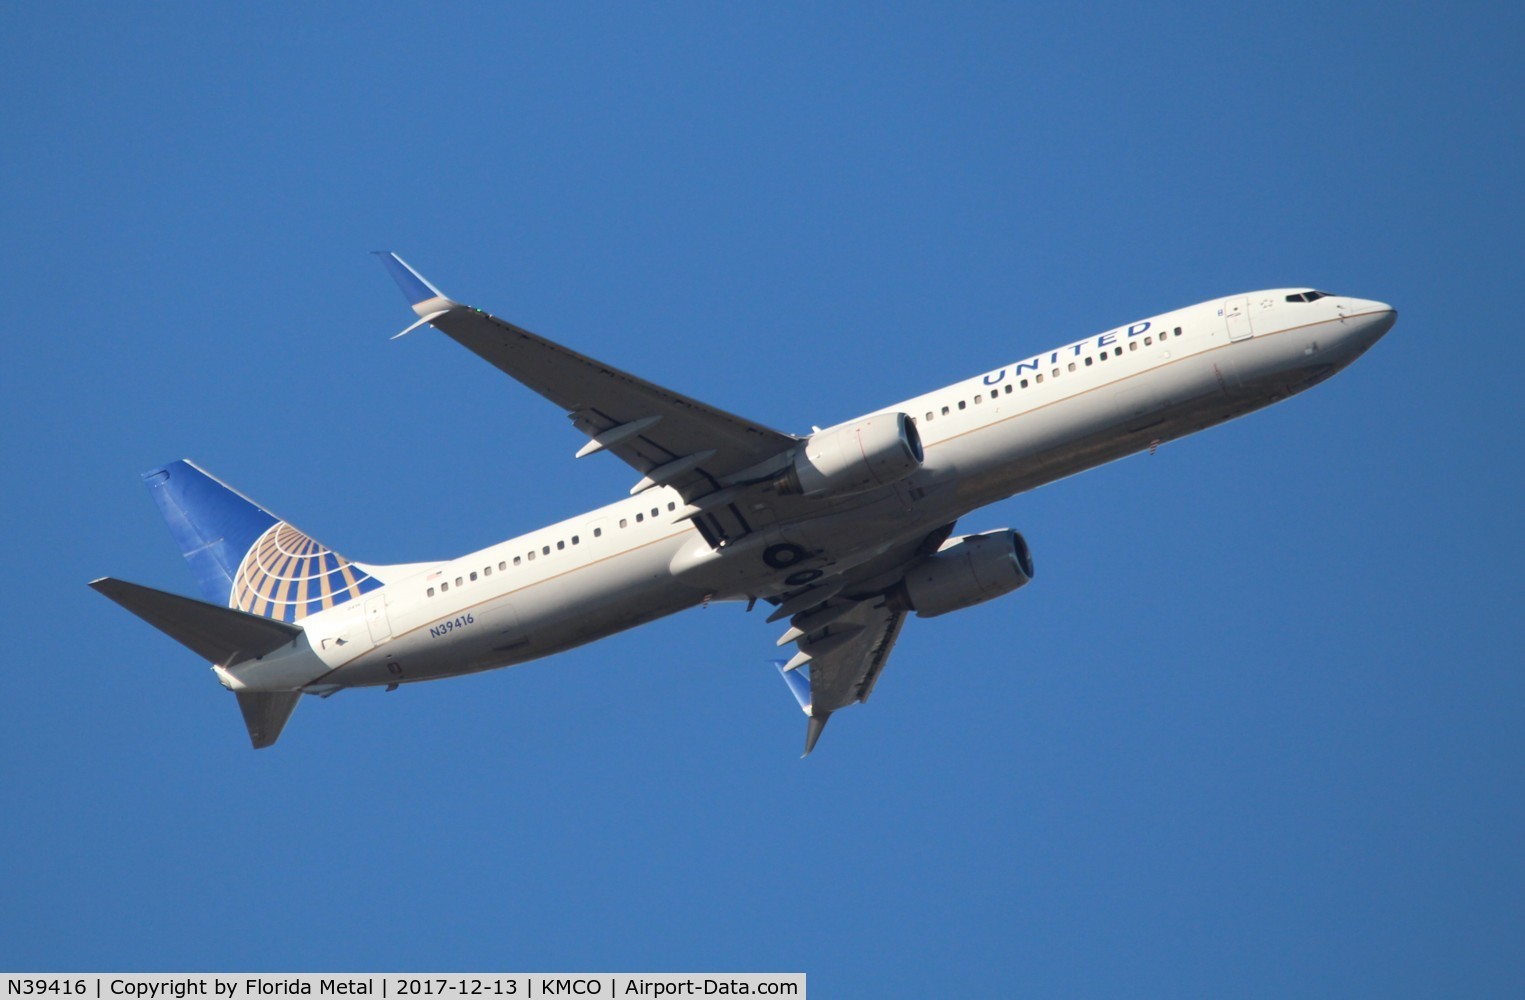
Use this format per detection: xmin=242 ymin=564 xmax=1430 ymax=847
xmin=222 ymin=289 xmax=1395 ymax=697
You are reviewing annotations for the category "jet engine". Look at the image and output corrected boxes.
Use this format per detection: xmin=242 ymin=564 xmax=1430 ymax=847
xmin=775 ymin=412 xmax=923 ymax=498
xmin=889 ymin=530 xmax=1035 ymax=618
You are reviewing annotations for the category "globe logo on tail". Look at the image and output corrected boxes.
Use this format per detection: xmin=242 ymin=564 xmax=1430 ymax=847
xmin=230 ymin=522 xmax=378 ymax=622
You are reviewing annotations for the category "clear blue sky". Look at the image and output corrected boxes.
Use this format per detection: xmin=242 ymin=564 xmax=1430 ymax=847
xmin=4 ymin=3 xmax=1522 ymax=995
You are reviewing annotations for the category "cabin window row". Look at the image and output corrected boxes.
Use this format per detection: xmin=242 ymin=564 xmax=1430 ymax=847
xmin=426 ymin=500 xmax=679 ymax=597
xmin=618 ymin=501 xmax=678 ymax=530
xmin=920 ymin=327 xmax=1183 ymax=420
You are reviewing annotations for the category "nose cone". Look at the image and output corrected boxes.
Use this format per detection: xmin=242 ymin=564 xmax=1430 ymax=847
xmin=1343 ymin=298 xmax=1397 ymax=347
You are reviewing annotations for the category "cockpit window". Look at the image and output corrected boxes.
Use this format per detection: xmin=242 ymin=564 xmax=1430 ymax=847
xmin=1285 ymin=290 xmax=1332 ymax=303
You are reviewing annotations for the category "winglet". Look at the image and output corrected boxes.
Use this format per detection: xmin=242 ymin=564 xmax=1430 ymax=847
xmin=772 ymin=658 xmax=812 ymax=714
xmin=373 ymin=251 xmax=457 ymax=319
xmin=772 ymin=658 xmax=828 ymax=757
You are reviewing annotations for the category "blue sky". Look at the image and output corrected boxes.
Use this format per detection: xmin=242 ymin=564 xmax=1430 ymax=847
xmin=4 ymin=2 xmax=1522 ymax=995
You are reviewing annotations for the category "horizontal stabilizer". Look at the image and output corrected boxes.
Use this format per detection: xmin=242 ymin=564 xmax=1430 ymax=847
xmin=90 ymin=577 xmax=303 ymax=666
xmin=235 ymin=691 xmax=302 ymax=749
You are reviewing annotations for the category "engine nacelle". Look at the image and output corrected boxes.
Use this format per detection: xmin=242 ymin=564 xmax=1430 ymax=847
xmin=890 ymin=530 xmax=1035 ymax=618
xmin=775 ymin=412 xmax=923 ymax=498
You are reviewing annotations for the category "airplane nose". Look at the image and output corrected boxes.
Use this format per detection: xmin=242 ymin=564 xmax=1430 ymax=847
xmin=1345 ymin=299 xmax=1397 ymax=347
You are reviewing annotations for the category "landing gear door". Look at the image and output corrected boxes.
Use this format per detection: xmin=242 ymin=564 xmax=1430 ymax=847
xmin=1224 ymin=297 xmax=1253 ymax=342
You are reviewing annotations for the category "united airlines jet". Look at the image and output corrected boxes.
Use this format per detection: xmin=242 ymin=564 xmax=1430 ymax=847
xmin=92 ymin=256 xmax=1395 ymax=753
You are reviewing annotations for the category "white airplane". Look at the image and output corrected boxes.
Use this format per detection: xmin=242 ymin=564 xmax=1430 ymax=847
xmin=93 ymin=255 xmax=1396 ymax=753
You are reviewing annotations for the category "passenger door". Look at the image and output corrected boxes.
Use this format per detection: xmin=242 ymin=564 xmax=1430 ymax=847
xmin=364 ymin=593 xmax=392 ymax=644
xmin=1223 ymin=297 xmax=1253 ymax=342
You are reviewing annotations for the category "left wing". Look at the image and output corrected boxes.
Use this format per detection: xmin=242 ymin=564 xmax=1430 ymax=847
xmin=774 ymin=595 xmax=909 ymax=756
xmin=378 ymin=253 xmax=797 ymax=506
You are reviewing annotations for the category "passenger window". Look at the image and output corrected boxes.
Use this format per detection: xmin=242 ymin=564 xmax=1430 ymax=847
xmin=1052 ymin=368 xmax=1060 ymax=377
xmin=1174 ymin=326 xmax=1182 ymax=335
xmin=455 ymin=577 xmax=463 ymax=587
xmin=572 ymin=535 xmax=580 ymax=544
xmin=440 ymin=582 xmax=449 ymax=592
xmin=1036 ymin=374 xmax=1044 ymax=383
xmin=556 ymin=540 xmax=565 ymax=551
xmin=483 ymin=566 xmax=491 ymax=577
xmin=974 ymin=394 xmax=982 ymax=404
xmin=1145 ymin=336 xmax=1152 ymax=345
xmin=636 ymin=513 xmax=644 ymax=523
xmin=1085 ymin=356 xmax=1093 ymax=366
xmin=469 ymin=572 xmax=477 ymax=582
xmin=926 ymin=411 xmax=934 ymax=421
xmin=527 ymin=551 xmax=535 ymax=562
xmin=1067 ymin=362 xmax=1076 ymax=372
xmin=594 ymin=527 xmax=602 ymax=538
xmin=427 ymin=587 xmax=435 ymax=597
xmin=620 ymin=518 xmax=628 ymax=528
xmin=1099 ymin=352 xmax=1107 ymax=361
xmin=941 ymin=406 xmax=950 ymax=416
xmin=1129 ymin=342 xmax=1137 ymax=351
xmin=513 ymin=556 xmax=521 ymax=566
xmin=651 ymin=508 xmax=659 ymax=518
xmin=541 ymin=545 xmax=550 ymax=555
xmin=1113 ymin=347 xmax=1122 ymax=356
xmin=1004 ymin=384 xmax=1012 ymax=394
xmin=1020 ymin=378 xmax=1029 ymax=388
xmin=667 ymin=502 xmax=676 ymax=511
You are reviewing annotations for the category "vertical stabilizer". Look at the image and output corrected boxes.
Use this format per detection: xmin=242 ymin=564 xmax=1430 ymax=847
xmin=142 ymin=460 xmax=380 ymax=622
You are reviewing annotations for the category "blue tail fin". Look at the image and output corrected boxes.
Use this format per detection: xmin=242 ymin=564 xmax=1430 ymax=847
xmin=142 ymin=460 xmax=380 ymax=622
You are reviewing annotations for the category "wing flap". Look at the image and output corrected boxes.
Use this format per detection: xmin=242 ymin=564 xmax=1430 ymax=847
xmin=805 ymin=600 xmax=907 ymax=712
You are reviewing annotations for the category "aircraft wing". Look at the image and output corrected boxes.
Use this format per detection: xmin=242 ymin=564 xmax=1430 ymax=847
xmin=779 ymin=595 xmax=909 ymax=756
xmin=378 ymin=253 xmax=798 ymax=504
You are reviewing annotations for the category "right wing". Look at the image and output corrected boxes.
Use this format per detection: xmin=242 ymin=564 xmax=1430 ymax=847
xmin=377 ymin=253 xmax=798 ymax=506
xmin=775 ymin=594 xmax=909 ymax=756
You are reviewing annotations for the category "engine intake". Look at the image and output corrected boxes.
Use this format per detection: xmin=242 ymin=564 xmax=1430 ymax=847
xmin=775 ymin=412 xmax=923 ymax=498
xmin=890 ymin=530 xmax=1035 ymax=618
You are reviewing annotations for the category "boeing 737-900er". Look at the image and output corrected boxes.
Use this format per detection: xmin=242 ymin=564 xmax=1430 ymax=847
xmin=92 ymin=255 xmax=1396 ymax=753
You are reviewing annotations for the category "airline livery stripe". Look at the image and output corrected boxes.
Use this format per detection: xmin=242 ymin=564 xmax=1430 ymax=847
xmin=310 ymin=527 xmax=699 ymax=680
xmin=917 ymin=314 xmax=1372 ymax=452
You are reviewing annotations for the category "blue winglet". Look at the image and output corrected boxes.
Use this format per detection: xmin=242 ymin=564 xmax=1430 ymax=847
xmin=373 ymin=251 xmax=446 ymax=307
xmin=772 ymin=658 xmax=812 ymax=714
